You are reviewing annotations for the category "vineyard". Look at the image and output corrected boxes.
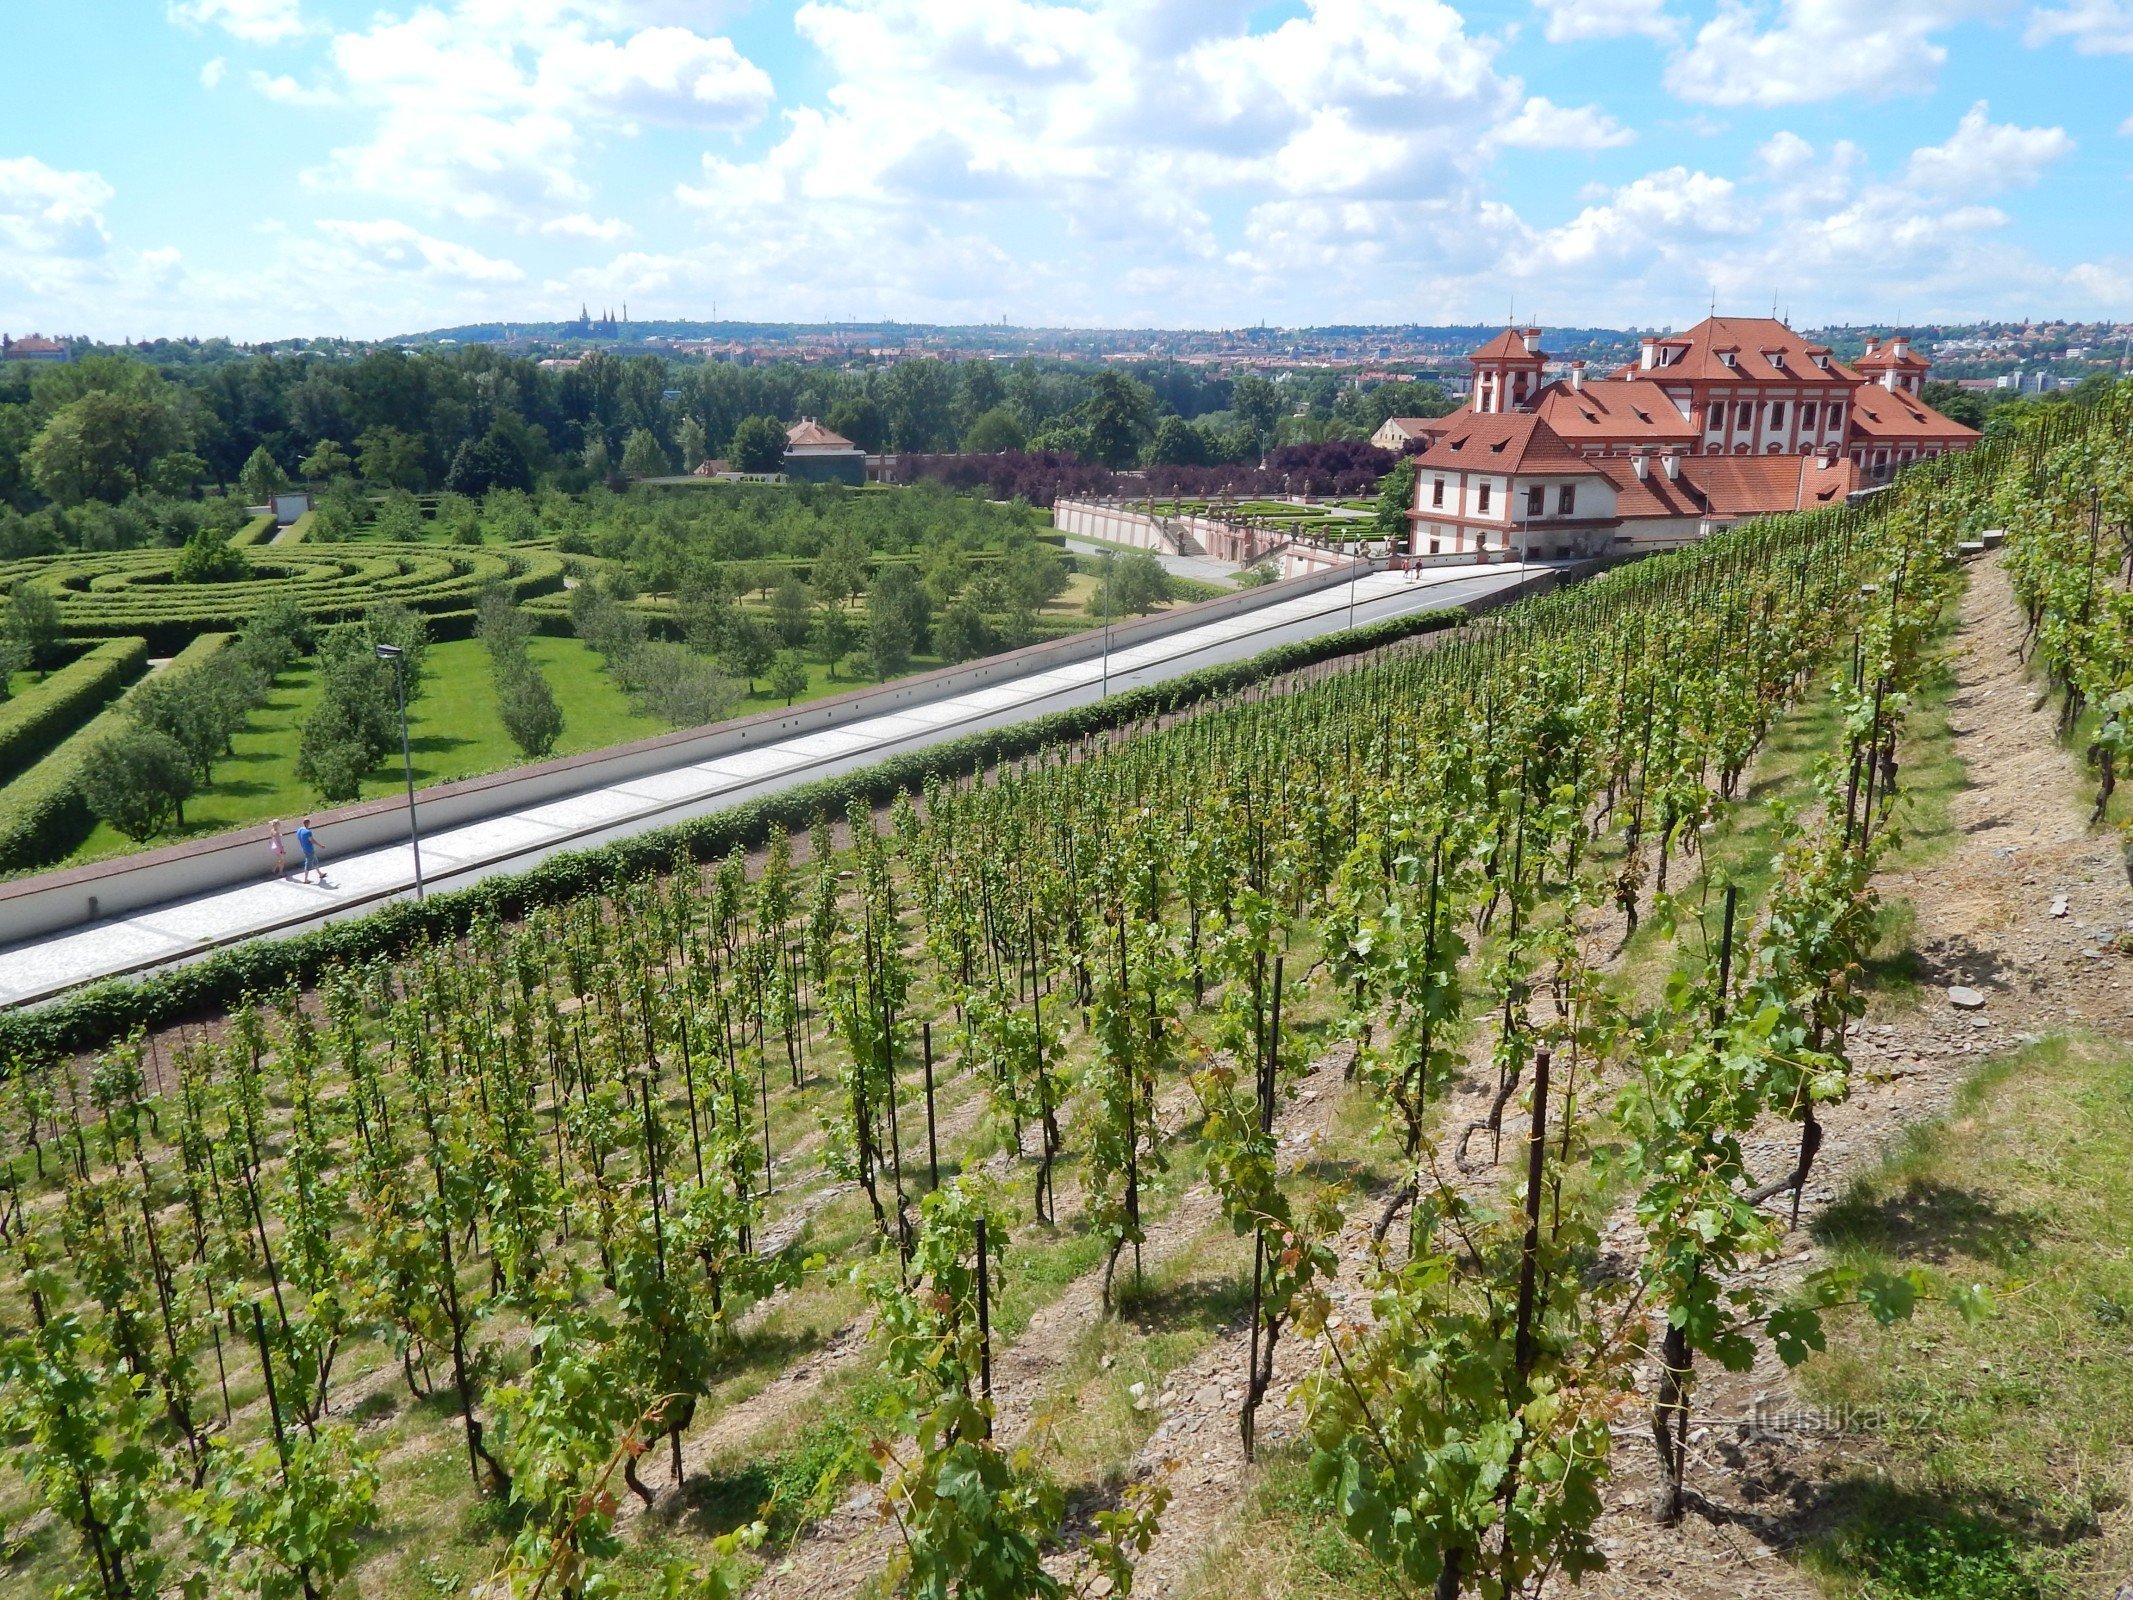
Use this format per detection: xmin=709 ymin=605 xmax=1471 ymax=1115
xmin=0 ymin=383 xmax=2128 ymax=1600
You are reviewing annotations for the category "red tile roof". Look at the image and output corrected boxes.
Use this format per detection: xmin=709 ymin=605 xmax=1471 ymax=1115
xmin=1610 ymin=316 xmax=1856 ymax=385
xmin=1467 ymin=327 xmax=1547 ymax=362
xmin=785 ymin=418 xmax=857 ymax=450
xmin=1847 ymin=388 xmax=1978 ymax=442
xmin=1414 ymin=413 xmax=1594 ymax=477
xmin=1601 ymin=452 xmax=1862 ymax=520
xmin=1529 ymin=378 xmax=1700 ymax=446
xmin=1854 ymin=337 xmax=1931 ymax=373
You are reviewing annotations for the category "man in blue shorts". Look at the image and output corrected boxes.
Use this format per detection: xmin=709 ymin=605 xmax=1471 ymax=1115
xmin=296 ymin=817 xmax=319 ymax=884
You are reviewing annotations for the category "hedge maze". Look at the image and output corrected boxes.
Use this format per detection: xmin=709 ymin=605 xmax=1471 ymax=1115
xmin=0 ymin=543 xmax=567 ymax=654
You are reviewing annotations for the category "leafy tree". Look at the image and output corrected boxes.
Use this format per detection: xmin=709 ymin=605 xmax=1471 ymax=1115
xmin=239 ymin=445 xmax=289 ymax=504
xmin=869 ymin=565 xmax=931 ymax=661
xmin=29 ymin=389 xmax=190 ymax=505
xmin=1230 ymin=373 xmax=1281 ymax=447
xmin=496 ymin=662 xmax=564 ymax=759
xmin=1078 ymin=371 xmax=1158 ymax=468
xmin=481 ymin=487 xmax=541 ymax=542
xmin=632 ymin=645 xmax=739 ymax=727
xmin=580 ymin=432 xmax=612 ymax=482
xmin=298 ymin=438 xmax=355 ymax=483
xmin=130 ymin=667 xmax=247 ymax=782
xmin=825 ymin=396 xmax=888 ymax=453
xmin=933 ymin=594 xmax=992 ymax=663
xmin=1106 ymin=550 xmax=1174 ymax=616
xmin=729 ymin=415 xmax=786 ymax=475
xmin=444 ymin=428 xmax=532 ymax=497
xmin=770 ymin=573 xmax=812 ymax=647
xmin=811 ymin=600 xmax=856 ymax=676
xmin=355 ymin=426 xmax=427 ymax=491
xmin=80 ymin=727 xmax=197 ymax=838
xmin=769 ymin=648 xmax=810 ymax=705
xmin=962 ymin=405 xmax=1027 ymax=455
xmin=172 ymin=522 xmax=252 ymax=584
xmin=370 ymin=490 xmax=424 ymax=542
xmin=6 ymin=581 xmax=65 ymax=672
xmin=148 ymin=450 xmax=208 ymax=496
xmin=678 ymin=415 xmax=709 ymax=471
xmin=867 ymin=603 xmax=916 ymax=681
xmin=1144 ymin=414 xmax=1206 ymax=467
xmin=1373 ymin=456 xmax=1419 ymax=546
xmin=620 ymin=427 xmax=671 ymax=478
xmin=717 ymin=609 xmax=776 ymax=694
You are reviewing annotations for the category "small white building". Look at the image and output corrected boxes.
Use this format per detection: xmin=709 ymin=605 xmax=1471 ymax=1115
xmin=1407 ymin=413 xmax=1620 ymax=559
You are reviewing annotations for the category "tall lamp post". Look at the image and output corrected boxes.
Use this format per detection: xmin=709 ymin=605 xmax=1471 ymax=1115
xmin=375 ymin=642 xmax=425 ymax=900
xmin=1100 ymin=550 xmax=1114 ymax=699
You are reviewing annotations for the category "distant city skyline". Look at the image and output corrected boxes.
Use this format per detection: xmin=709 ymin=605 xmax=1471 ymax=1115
xmin=4 ymin=0 xmax=2133 ymax=342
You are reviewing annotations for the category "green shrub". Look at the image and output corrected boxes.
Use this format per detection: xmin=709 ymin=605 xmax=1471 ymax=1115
xmin=0 ymin=638 xmax=149 ymax=784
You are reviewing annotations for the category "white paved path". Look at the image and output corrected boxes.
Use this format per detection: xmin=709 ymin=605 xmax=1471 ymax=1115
xmin=0 ymin=565 xmax=1540 ymax=1006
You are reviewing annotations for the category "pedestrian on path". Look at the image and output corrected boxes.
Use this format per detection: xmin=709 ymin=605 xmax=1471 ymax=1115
xmin=268 ymin=819 xmax=286 ymax=879
xmin=296 ymin=817 xmax=319 ymax=884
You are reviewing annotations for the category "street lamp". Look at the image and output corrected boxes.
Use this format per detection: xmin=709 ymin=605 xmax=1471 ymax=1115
xmin=375 ymin=643 xmax=425 ymax=900
xmin=1100 ymin=551 xmax=1114 ymax=699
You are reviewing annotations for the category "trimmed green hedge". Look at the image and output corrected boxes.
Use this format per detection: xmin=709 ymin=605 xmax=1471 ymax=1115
xmin=0 ymin=604 xmax=1467 ymax=1059
xmin=230 ymin=514 xmax=278 ymax=548
xmin=0 ymin=544 xmax=566 ymax=654
xmin=0 ymin=634 xmax=233 ymax=877
xmin=0 ymin=639 xmax=150 ymax=786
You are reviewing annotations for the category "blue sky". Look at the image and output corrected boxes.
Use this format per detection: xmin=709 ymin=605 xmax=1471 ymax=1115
xmin=3 ymin=0 xmax=2131 ymax=341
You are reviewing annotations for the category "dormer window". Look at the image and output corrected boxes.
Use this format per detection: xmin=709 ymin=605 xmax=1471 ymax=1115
xmin=1718 ymin=351 xmax=1737 ymax=369
xmin=1812 ymin=352 xmax=1829 ymax=370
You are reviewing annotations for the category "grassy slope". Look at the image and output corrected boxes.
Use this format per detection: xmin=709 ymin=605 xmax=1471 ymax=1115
xmin=1802 ymin=1036 xmax=2133 ymax=1598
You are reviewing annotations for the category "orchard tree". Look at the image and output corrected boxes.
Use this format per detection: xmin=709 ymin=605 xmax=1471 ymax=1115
xmin=80 ymin=728 xmax=196 ymax=838
xmin=769 ymin=648 xmax=810 ymax=706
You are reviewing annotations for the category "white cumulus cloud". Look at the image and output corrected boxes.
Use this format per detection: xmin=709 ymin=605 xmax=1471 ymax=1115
xmin=1902 ymin=102 xmax=2074 ymax=196
xmin=1667 ymin=0 xmax=1988 ymax=107
xmin=2026 ymin=0 xmax=2133 ymax=52
xmin=314 ymin=219 xmax=526 ymax=285
xmin=1532 ymin=0 xmax=1681 ymax=43
xmin=168 ymin=0 xmax=304 ymax=44
xmin=308 ymin=3 xmax=771 ymax=227
xmin=1494 ymin=95 xmax=1636 ymax=150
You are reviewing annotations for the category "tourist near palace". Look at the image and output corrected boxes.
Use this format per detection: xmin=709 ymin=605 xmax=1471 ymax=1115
xmin=1381 ymin=316 xmax=1979 ymax=560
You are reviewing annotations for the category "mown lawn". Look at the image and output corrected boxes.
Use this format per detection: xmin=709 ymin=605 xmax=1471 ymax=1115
xmin=64 ymin=636 xmax=663 ymax=865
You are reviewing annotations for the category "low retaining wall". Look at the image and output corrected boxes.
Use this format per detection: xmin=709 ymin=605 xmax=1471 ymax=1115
xmin=0 ymin=563 xmax=1364 ymax=947
xmin=1054 ymin=498 xmax=1367 ymax=572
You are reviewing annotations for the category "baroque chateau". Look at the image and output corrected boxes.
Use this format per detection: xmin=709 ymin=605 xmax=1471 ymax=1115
xmin=1388 ymin=317 xmax=1979 ymax=558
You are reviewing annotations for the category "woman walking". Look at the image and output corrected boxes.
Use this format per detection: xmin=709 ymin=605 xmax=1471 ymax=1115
xmin=268 ymin=818 xmax=287 ymax=879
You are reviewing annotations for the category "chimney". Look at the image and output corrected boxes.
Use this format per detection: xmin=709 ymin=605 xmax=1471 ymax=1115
xmin=1569 ymin=359 xmax=1586 ymax=392
xmin=1631 ymin=449 xmax=1651 ymax=481
xmin=1521 ymin=327 xmax=1542 ymax=355
xmin=1639 ymin=336 xmax=1658 ymax=372
xmin=1891 ymin=336 xmax=1909 ymax=360
xmin=1863 ymin=336 xmax=1880 ymax=355
xmin=1661 ymin=449 xmax=1680 ymax=481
